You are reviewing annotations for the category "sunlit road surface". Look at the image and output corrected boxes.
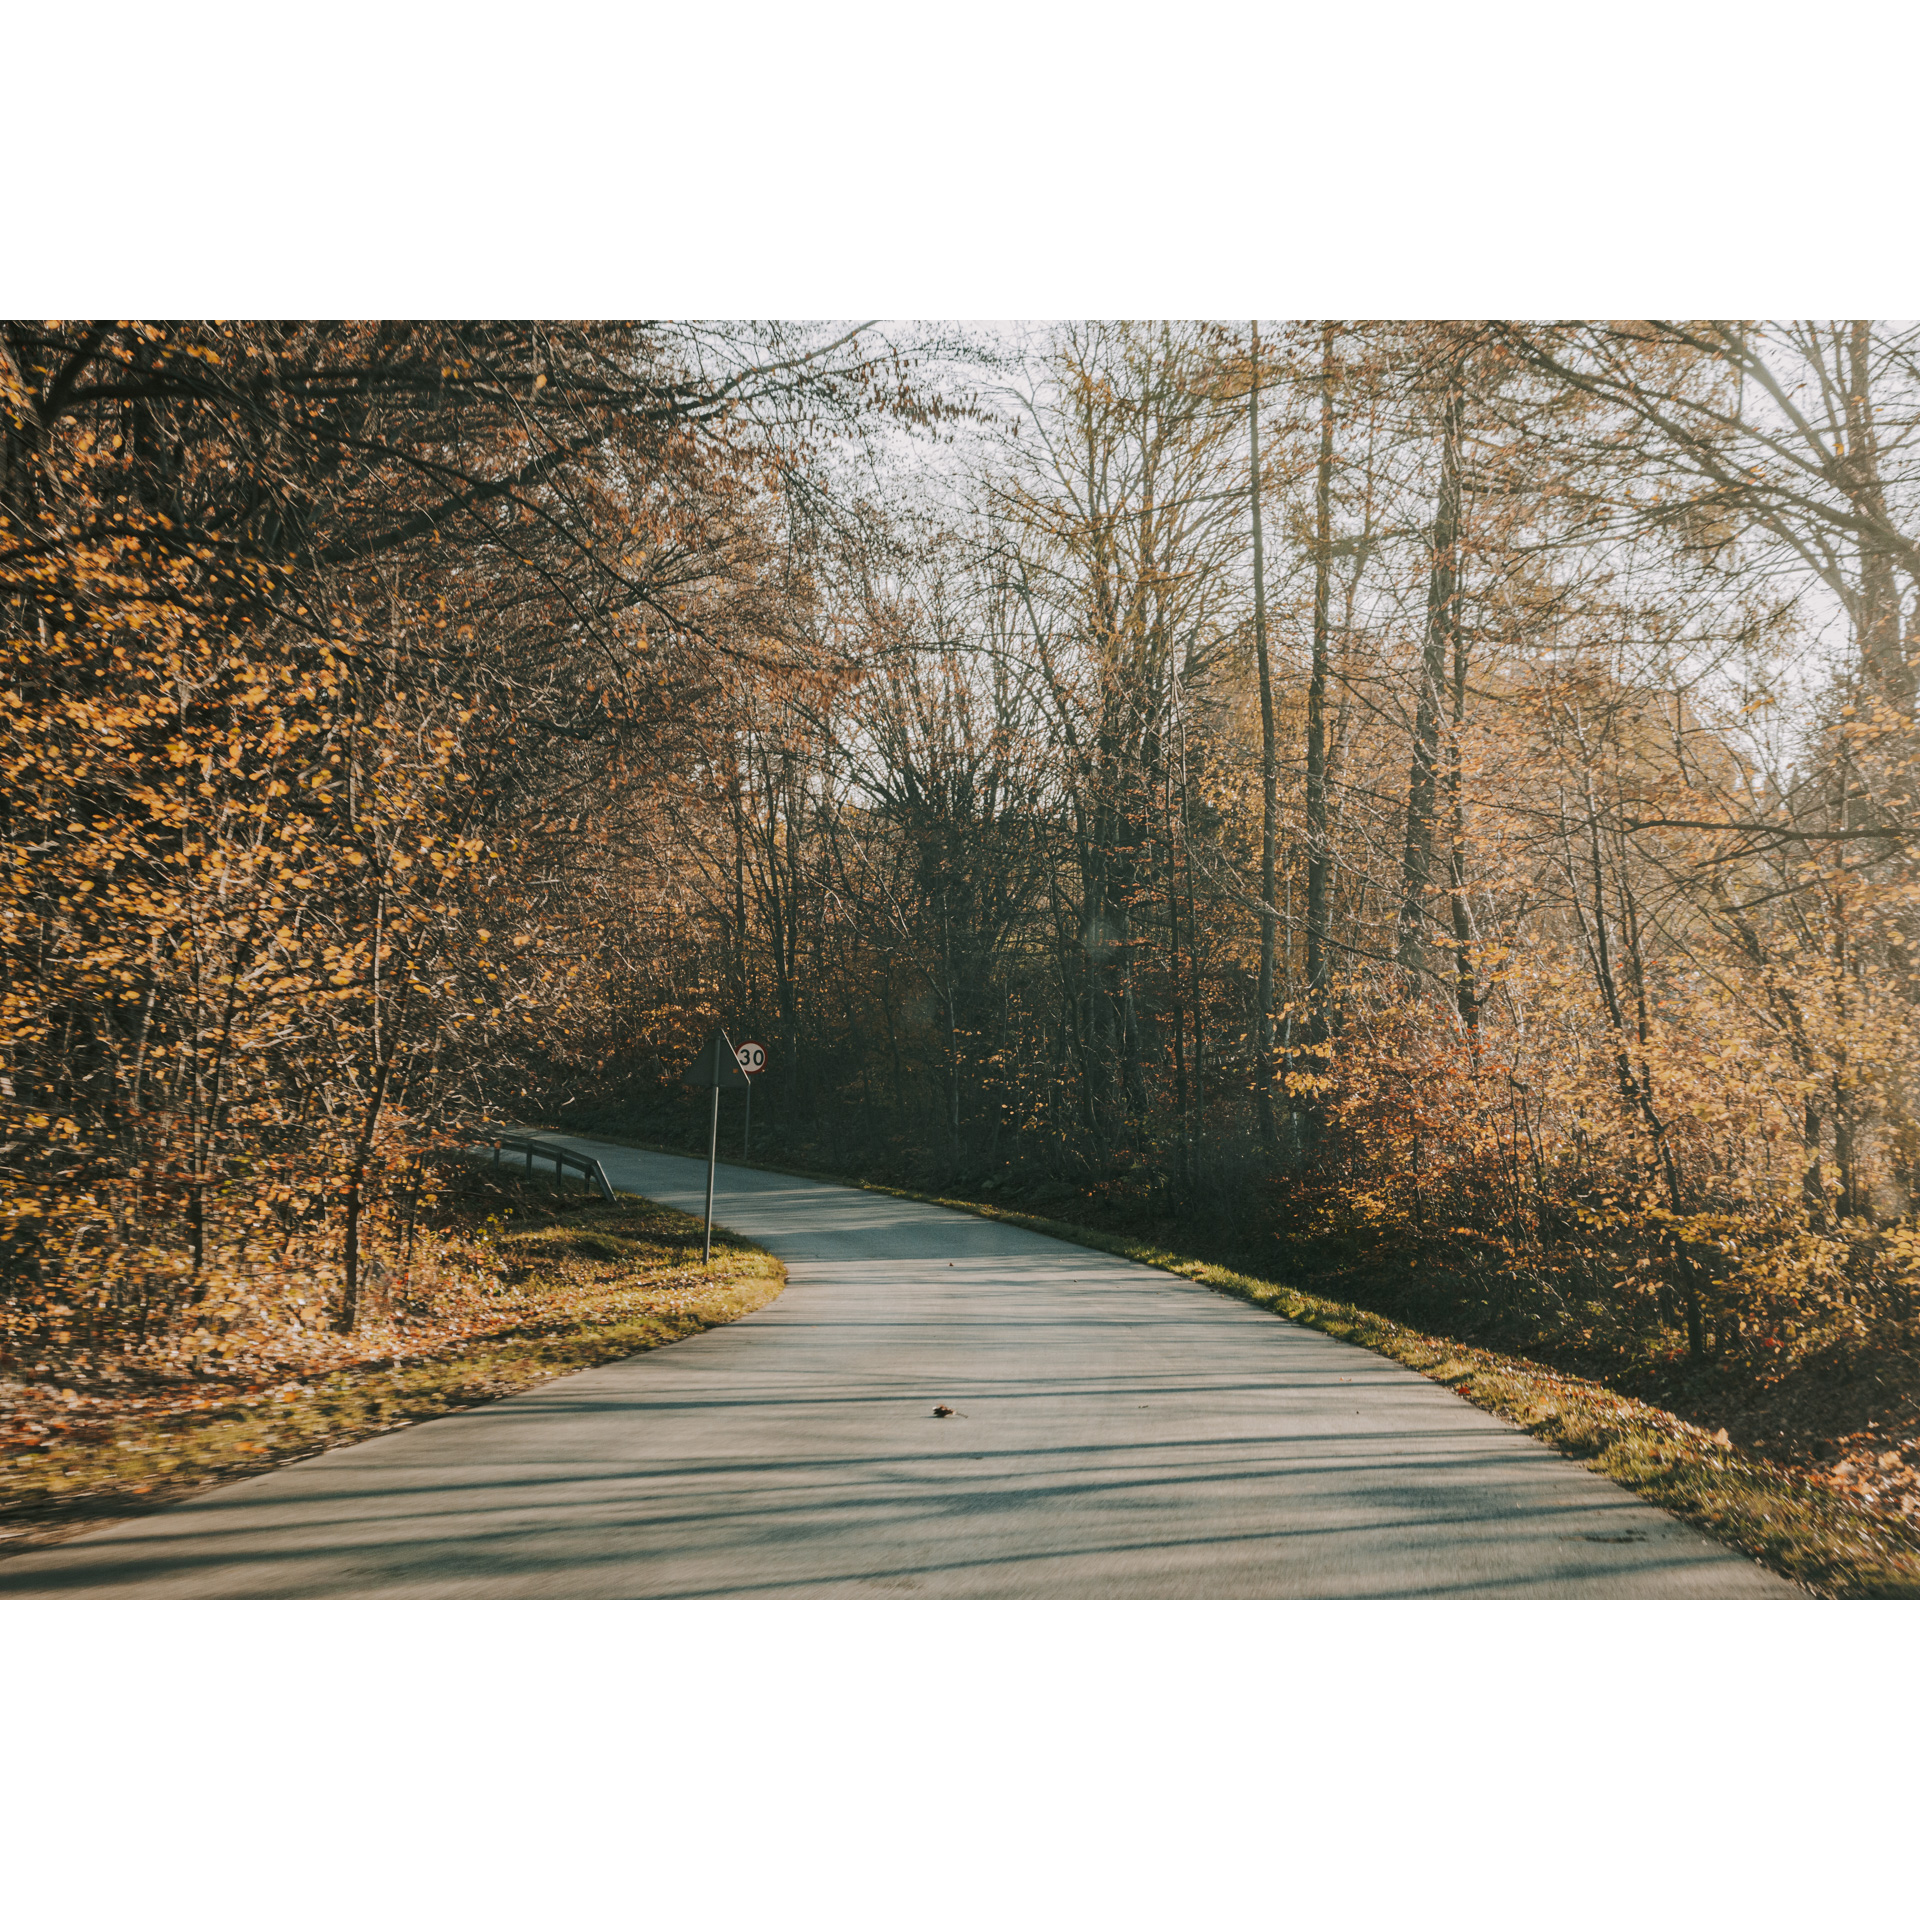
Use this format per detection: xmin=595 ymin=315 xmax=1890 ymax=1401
xmin=1 ymin=1139 xmax=1795 ymax=1599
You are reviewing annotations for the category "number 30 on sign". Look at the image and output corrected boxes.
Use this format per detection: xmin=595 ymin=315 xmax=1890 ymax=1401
xmin=735 ymin=1041 xmax=767 ymax=1075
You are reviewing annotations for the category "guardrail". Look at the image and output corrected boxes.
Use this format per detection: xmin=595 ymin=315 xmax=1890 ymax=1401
xmin=485 ymin=1133 xmax=616 ymax=1203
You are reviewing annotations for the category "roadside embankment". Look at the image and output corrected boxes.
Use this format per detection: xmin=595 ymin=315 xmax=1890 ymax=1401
xmin=0 ymin=1172 xmax=783 ymax=1557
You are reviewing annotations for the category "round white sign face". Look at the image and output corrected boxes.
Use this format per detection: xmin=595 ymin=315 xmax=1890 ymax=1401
xmin=735 ymin=1041 xmax=767 ymax=1075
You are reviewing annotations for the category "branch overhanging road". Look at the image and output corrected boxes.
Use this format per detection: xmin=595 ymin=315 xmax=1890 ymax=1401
xmin=2 ymin=1138 xmax=1794 ymax=1599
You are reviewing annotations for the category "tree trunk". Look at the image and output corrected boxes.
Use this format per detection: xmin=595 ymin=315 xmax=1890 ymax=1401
xmin=1446 ymin=600 xmax=1479 ymax=1048
xmin=1180 ymin=720 xmax=1207 ymax=1165
xmin=1304 ymin=323 xmax=1336 ymax=1127
xmin=338 ymin=896 xmax=405 ymax=1334
xmin=1843 ymin=320 xmax=1914 ymax=716
xmin=1249 ymin=322 xmax=1278 ymax=1145
xmin=1398 ymin=371 xmax=1465 ymax=974
xmin=1167 ymin=750 xmax=1191 ymax=1182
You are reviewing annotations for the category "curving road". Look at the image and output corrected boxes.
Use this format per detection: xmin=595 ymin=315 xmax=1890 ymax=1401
xmin=1 ymin=1137 xmax=1793 ymax=1598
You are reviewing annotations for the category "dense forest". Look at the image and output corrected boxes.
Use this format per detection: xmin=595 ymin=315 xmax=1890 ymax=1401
xmin=5 ymin=319 xmax=1917 ymax=1397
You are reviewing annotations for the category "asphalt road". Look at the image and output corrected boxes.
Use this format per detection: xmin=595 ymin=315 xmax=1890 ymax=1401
xmin=1 ymin=1138 xmax=1794 ymax=1598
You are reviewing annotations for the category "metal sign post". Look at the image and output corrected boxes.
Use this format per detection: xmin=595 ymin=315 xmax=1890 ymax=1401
xmin=703 ymin=1081 xmax=719 ymax=1262
xmin=680 ymin=1031 xmax=748 ymax=1264
xmin=736 ymin=1039 xmax=766 ymax=1158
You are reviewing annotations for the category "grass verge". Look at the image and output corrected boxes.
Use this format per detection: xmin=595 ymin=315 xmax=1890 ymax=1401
xmin=0 ymin=1179 xmax=782 ymax=1557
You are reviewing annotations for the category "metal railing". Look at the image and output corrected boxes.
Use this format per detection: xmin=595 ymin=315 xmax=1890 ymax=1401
xmin=485 ymin=1133 xmax=617 ymax=1203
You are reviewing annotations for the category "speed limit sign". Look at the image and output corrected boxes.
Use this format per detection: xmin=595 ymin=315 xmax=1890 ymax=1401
xmin=735 ymin=1040 xmax=767 ymax=1075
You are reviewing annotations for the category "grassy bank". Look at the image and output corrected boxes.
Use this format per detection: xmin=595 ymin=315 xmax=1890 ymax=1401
xmin=0 ymin=1171 xmax=783 ymax=1556
xmin=575 ymin=1125 xmax=1919 ymax=1598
